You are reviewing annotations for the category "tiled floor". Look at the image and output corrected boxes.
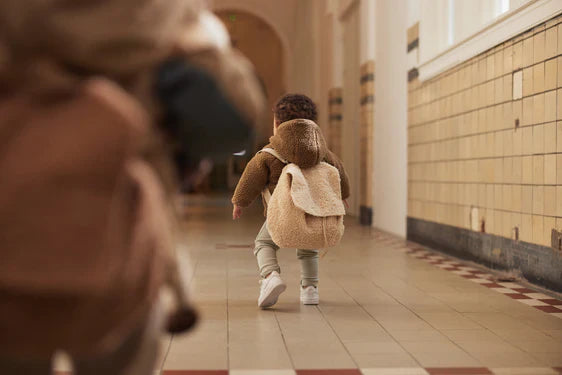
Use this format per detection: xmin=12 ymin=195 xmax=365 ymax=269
xmin=55 ymin=195 xmax=562 ymax=375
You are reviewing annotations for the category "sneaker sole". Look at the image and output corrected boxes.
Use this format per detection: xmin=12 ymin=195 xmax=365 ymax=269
xmin=258 ymin=283 xmax=287 ymax=309
xmin=301 ymin=298 xmax=319 ymax=305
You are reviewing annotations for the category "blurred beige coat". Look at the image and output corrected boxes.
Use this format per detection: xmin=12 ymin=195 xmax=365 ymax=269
xmin=0 ymin=0 xmax=264 ymax=359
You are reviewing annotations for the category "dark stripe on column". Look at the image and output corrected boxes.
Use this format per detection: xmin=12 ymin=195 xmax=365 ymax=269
xmin=360 ymin=73 xmax=375 ymax=83
xmin=360 ymin=95 xmax=374 ymax=105
xmin=408 ymin=67 xmax=419 ymax=82
xmin=407 ymin=38 xmax=419 ymax=52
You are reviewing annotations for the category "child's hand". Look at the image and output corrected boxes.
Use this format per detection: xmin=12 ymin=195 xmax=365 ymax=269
xmin=233 ymin=205 xmax=243 ymax=220
xmin=343 ymin=200 xmax=349 ymax=210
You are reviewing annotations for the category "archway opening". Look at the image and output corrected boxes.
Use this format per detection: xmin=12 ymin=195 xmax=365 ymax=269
xmin=191 ymin=10 xmax=286 ymax=194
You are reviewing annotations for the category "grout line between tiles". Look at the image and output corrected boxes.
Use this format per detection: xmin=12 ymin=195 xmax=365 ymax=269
xmin=159 ymin=335 xmax=173 ymax=375
xmin=331 ymin=275 xmax=425 ymax=369
xmin=226 ymin=253 xmax=231 ymax=370
xmin=273 ymin=310 xmax=297 ymax=370
xmin=315 ymin=290 xmax=361 ymax=370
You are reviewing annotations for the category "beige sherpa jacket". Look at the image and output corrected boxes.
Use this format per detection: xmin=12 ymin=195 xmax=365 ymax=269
xmin=232 ymin=119 xmax=350 ymax=214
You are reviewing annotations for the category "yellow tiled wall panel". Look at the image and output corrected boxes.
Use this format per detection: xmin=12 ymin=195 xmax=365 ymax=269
xmin=408 ymin=14 xmax=562 ymax=248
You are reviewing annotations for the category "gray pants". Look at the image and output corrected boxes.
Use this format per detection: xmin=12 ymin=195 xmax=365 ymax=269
xmin=254 ymin=222 xmax=319 ymax=287
xmin=0 ymin=299 xmax=164 ymax=375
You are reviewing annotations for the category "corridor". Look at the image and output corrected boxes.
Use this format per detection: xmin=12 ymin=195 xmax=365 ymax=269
xmin=64 ymin=197 xmax=562 ymax=374
xmin=2 ymin=0 xmax=562 ymax=374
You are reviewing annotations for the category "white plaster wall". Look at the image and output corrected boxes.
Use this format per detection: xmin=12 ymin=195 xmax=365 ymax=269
xmin=374 ymin=0 xmax=408 ymax=237
xmin=289 ymin=0 xmax=318 ymax=97
xmin=419 ymin=0 xmax=450 ymax=64
xmin=360 ymin=0 xmax=376 ymax=64
xmin=342 ymin=2 xmax=361 ymax=216
xmin=407 ymin=0 xmax=421 ymax=28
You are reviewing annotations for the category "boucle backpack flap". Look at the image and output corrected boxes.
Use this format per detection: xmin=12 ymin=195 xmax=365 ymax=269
xmin=259 ymin=148 xmax=345 ymax=249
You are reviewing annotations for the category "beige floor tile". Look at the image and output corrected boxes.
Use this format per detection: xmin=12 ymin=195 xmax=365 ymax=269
xmin=546 ymin=330 xmax=562 ymax=339
xmin=390 ymin=330 xmax=449 ymax=342
xmin=490 ymin=368 xmax=558 ymax=375
xmin=163 ymin=321 xmax=228 ymax=370
xmin=529 ymin=351 xmax=562 ymax=366
xmin=408 ymin=350 xmax=480 ymax=367
xmin=441 ymin=329 xmax=503 ymax=342
xmin=513 ymin=338 xmax=562 ymax=353
xmin=352 ymin=353 xmax=420 ymax=368
xmin=228 ymin=335 xmax=293 ymax=370
xmin=274 ymin=305 xmax=357 ymax=369
xmin=163 ymin=196 xmax=562 ymax=371
xmin=464 ymin=312 xmax=533 ymax=330
xmin=518 ymin=313 xmax=562 ymax=331
xmin=343 ymin=339 xmax=409 ymax=355
xmin=364 ymin=305 xmax=434 ymax=331
xmin=471 ymin=351 xmax=540 ymax=367
xmin=456 ymin=339 xmax=523 ymax=354
xmin=490 ymin=328 xmax=553 ymax=342
xmin=416 ymin=312 xmax=484 ymax=330
xmin=361 ymin=369 xmax=429 ymax=375
xmin=399 ymin=339 xmax=484 ymax=367
xmin=429 ymin=293 xmax=499 ymax=313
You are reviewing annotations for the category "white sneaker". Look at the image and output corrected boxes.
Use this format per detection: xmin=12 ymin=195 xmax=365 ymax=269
xmin=300 ymin=286 xmax=319 ymax=305
xmin=258 ymin=271 xmax=286 ymax=309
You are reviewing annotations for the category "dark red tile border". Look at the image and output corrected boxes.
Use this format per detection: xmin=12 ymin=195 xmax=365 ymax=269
xmin=512 ymin=287 xmax=536 ymax=293
xmin=426 ymin=368 xmax=492 ymax=375
xmin=505 ymin=293 xmax=531 ymax=299
xmin=534 ymin=305 xmax=562 ymax=313
xmin=540 ymin=298 xmax=562 ymax=305
xmin=163 ymin=371 xmax=228 ymax=375
xmin=553 ymin=367 xmax=562 ymax=374
xmin=296 ymin=370 xmax=361 ymax=375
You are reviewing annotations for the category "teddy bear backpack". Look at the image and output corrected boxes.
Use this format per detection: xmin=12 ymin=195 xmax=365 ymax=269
xmin=260 ymin=148 xmax=346 ymax=249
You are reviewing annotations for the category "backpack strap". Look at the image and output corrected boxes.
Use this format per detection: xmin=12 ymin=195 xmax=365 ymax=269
xmin=258 ymin=147 xmax=288 ymax=164
xmin=257 ymin=147 xmax=288 ymax=204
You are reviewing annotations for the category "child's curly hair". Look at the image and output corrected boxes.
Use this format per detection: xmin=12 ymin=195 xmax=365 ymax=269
xmin=273 ymin=94 xmax=318 ymax=125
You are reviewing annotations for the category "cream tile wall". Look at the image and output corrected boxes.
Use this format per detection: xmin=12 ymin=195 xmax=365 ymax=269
xmin=408 ymin=15 xmax=562 ymax=248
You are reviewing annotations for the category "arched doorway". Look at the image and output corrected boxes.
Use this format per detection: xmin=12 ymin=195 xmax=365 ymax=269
xmin=215 ymin=10 xmax=286 ymax=146
xmin=213 ymin=10 xmax=287 ymax=192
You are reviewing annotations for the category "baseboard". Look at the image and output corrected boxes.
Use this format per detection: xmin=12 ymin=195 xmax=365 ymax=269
xmin=407 ymin=217 xmax=562 ymax=293
xmin=360 ymin=205 xmax=373 ymax=226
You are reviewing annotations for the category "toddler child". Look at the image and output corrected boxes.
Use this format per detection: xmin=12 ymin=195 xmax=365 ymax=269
xmin=232 ymin=94 xmax=350 ymax=308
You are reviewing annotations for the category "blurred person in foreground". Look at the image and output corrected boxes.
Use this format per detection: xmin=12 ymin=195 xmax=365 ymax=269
xmin=0 ymin=0 xmax=264 ymax=374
